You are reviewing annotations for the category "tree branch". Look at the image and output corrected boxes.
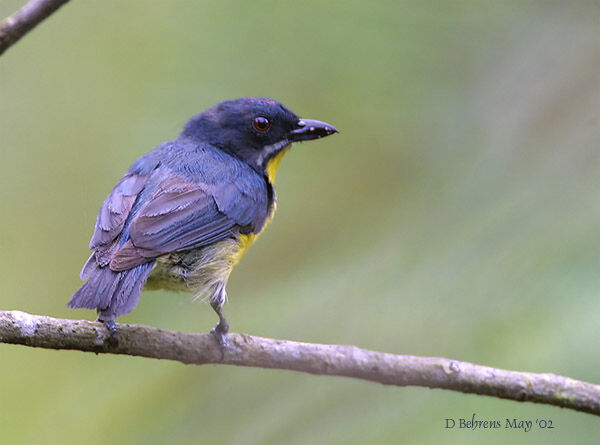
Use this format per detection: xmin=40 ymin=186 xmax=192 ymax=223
xmin=1 ymin=310 xmax=599 ymax=416
xmin=0 ymin=0 xmax=69 ymax=56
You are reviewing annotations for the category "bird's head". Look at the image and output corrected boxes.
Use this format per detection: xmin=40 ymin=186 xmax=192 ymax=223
xmin=181 ymin=97 xmax=338 ymax=178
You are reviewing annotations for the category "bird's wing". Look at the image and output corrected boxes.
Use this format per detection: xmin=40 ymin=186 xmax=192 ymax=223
xmin=108 ymin=172 xmax=268 ymax=271
xmin=80 ymin=145 xmax=170 ymax=279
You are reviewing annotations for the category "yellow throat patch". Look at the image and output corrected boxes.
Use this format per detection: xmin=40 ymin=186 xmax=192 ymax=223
xmin=265 ymin=146 xmax=291 ymax=185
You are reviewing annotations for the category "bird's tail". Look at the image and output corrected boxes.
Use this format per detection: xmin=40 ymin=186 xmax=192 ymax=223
xmin=68 ymin=261 xmax=154 ymax=320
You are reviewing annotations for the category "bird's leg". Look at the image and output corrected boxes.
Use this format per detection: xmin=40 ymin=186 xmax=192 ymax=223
xmin=209 ymin=283 xmax=229 ymax=346
xmin=210 ymin=301 xmax=229 ymax=347
xmin=96 ymin=312 xmax=119 ymax=346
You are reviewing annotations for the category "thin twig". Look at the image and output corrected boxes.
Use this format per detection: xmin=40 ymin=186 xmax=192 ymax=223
xmin=0 ymin=0 xmax=70 ymax=56
xmin=1 ymin=310 xmax=599 ymax=416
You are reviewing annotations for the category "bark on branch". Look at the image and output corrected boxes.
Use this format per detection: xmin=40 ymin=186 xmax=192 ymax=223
xmin=0 ymin=0 xmax=69 ymax=56
xmin=1 ymin=311 xmax=599 ymax=416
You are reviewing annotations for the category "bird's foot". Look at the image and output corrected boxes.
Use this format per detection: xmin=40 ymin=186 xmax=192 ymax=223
xmin=210 ymin=320 xmax=229 ymax=347
xmin=103 ymin=319 xmax=119 ymax=347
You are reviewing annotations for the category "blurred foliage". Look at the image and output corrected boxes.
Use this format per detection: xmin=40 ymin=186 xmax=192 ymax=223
xmin=1 ymin=0 xmax=600 ymax=443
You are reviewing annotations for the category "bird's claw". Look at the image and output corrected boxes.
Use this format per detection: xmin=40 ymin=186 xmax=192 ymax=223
xmin=211 ymin=321 xmax=229 ymax=347
xmin=103 ymin=319 xmax=119 ymax=346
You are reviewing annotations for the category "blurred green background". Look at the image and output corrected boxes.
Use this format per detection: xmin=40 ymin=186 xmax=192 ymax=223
xmin=1 ymin=0 xmax=600 ymax=443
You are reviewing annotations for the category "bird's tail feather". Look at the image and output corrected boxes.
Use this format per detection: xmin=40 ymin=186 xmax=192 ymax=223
xmin=68 ymin=262 xmax=154 ymax=320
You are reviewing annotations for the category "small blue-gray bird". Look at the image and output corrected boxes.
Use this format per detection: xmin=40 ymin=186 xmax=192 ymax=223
xmin=68 ymin=97 xmax=338 ymax=344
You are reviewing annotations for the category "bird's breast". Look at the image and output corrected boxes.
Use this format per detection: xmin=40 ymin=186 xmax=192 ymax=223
xmin=229 ymin=232 xmax=258 ymax=267
xmin=144 ymin=148 xmax=288 ymax=297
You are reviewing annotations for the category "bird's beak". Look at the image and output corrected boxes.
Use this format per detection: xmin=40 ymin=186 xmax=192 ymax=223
xmin=289 ymin=119 xmax=338 ymax=142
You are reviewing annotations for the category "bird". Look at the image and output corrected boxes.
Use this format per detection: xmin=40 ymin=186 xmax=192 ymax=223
xmin=68 ymin=97 xmax=338 ymax=345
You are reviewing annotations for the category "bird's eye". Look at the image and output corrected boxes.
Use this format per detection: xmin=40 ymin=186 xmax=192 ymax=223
xmin=253 ymin=116 xmax=271 ymax=132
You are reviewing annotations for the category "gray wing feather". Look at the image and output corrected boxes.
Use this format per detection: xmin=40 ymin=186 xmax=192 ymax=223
xmin=80 ymin=173 xmax=149 ymax=279
xmin=90 ymin=174 xmax=147 ymax=249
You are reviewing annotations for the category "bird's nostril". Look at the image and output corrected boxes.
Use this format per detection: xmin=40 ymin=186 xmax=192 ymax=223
xmin=297 ymin=120 xmax=306 ymax=128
